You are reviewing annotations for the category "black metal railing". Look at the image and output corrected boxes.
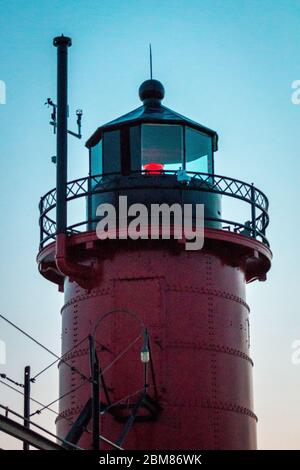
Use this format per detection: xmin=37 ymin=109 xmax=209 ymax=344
xmin=39 ymin=170 xmax=270 ymax=250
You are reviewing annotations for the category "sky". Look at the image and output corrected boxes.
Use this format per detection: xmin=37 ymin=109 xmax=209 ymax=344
xmin=0 ymin=0 xmax=300 ymax=450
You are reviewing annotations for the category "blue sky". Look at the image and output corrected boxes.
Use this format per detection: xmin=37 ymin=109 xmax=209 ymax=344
xmin=0 ymin=0 xmax=300 ymax=449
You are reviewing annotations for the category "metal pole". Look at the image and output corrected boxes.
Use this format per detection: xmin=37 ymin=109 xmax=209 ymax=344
xmin=250 ymin=183 xmax=257 ymax=239
xmin=53 ymin=35 xmax=72 ymax=235
xmin=261 ymin=212 xmax=266 ymax=237
xmin=88 ymin=335 xmax=100 ymax=450
xmin=23 ymin=365 xmax=31 ymax=450
xmin=87 ymin=162 xmax=92 ymax=231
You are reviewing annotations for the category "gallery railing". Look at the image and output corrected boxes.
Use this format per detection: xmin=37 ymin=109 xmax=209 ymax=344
xmin=39 ymin=170 xmax=270 ymax=250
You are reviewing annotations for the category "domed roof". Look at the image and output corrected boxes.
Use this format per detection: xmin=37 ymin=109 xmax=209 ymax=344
xmin=86 ymin=79 xmax=218 ymax=151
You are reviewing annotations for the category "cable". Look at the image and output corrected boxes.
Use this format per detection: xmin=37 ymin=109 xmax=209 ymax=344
xmin=0 ymin=373 xmax=24 ymax=388
xmin=1 ymin=332 xmax=141 ymax=420
xmin=0 ymin=314 xmax=90 ymax=382
xmin=100 ymin=333 xmax=142 ymax=377
xmin=0 ymin=380 xmax=60 ymax=419
xmin=0 ymin=316 xmax=145 ymax=450
xmin=0 ymin=378 xmax=91 ymax=443
xmin=31 ymin=357 xmax=60 ymax=381
xmin=0 ymin=379 xmax=80 ymax=435
xmin=0 ymin=380 xmax=122 ymax=450
xmin=0 ymin=404 xmax=82 ymax=450
xmin=0 ymin=314 xmax=58 ymax=357
xmin=0 ymin=379 xmax=87 ymax=438
xmin=31 ymin=334 xmax=89 ymax=381
xmin=30 ymin=334 xmax=142 ymax=417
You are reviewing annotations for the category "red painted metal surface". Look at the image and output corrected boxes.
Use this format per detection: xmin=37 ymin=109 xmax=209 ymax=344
xmin=46 ymin=231 xmax=270 ymax=450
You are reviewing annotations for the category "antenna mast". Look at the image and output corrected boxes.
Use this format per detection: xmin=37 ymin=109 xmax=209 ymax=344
xmin=149 ymin=43 xmax=153 ymax=79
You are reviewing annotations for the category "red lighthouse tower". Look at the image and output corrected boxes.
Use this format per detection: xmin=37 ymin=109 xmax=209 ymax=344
xmin=37 ymin=37 xmax=272 ymax=450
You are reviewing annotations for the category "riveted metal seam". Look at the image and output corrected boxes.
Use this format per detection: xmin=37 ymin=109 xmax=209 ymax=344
xmin=165 ymin=283 xmax=250 ymax=312
xmin=61 ymin=286 xmax=112 ymax=313
xmin=165 ymin=339 xmax=253 ymax=366
xmin=58 ymin=343 xmax=107 ymax=368
xmin=201 ymin=399 xmax=258 ymax=422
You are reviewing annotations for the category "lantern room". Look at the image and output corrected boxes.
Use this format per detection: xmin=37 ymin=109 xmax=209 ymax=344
xmin=86 ymin=79 xmax=218 ymax=180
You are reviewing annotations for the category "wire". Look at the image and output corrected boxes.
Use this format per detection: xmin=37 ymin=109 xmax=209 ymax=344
xmin=0 ymin=314 xmax=90 ymax=382
xmin=31 ymin=357 xmax=61 ymax=381
xmin=31 ymin=334 xmax=89 ymax=381
xmin=0 ymin=315 xmax=146 ymax=450
xmin=0 ymin=404 xmax=82 ymax=450
xmin=30 ymin=334 xmax=142 ymax=417
xmin=29 ymin=386 xmax=79 ymax=417
xmin=0 ymin=373 xmax=24 ymax=388
xmin=92 ymin=308 xmax=146 ymax=336
xmin=1 ymin=332 xmax=142 ymax=430
xmin=0 ymin=379 xmax=87 ymax=438
xmin=0 ymin=314 xmax=58 ymax=357
xmin=0 ymin=379 xmax=81 ymax=436
xmin=0 ymin=379 xmax=122 ymax=450
xmin=0 ymin=380 xmax=60 ymax=418
xmin=100 ymin=333 xmax=142 ymax=377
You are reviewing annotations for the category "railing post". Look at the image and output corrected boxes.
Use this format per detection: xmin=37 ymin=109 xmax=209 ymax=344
xmin=250 ymin=183 xmax=257 ymax=238
xmin=23 ymin=365 xmax=31 ymax=450
xmin=39 ymin=198 xmax=43 ymax=249
xmin=87 ymin=176 xmax=92 ymax=231
xmin=261 ymin=212 xmax=266 ymax=237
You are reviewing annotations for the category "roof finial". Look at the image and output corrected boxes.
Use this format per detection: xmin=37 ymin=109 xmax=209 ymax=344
xmin=149 ymin=43 xmax=153 ymax=80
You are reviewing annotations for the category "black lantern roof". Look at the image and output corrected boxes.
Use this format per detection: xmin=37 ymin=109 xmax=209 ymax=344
xmin=86 ymin=79 xmax=218 ymax=151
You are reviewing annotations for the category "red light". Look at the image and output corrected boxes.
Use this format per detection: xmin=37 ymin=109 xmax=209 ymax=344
xmin=144 ymin=162 xmax=164 ymax=175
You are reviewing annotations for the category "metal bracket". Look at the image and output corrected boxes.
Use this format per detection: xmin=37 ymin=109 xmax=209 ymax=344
xmin=45 ymin=98 xmax=82 ymax=139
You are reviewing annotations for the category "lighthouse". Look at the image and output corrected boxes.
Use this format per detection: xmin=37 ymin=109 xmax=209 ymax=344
xmin=37 ymin=36 xmax=272 ymax=450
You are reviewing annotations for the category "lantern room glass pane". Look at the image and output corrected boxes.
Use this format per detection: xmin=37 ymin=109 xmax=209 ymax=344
xmin=90 ymin=140 xmax=103 ymax=188
xmin=130 ymin=125 xmax=141 ymax=171
xmin=103 ymin=129 xmax=121 ymax=174
xmin=141 ymin=124 xmax=183 ymax=172
xmin=185 ymin=127 xmax=212 ymax=174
